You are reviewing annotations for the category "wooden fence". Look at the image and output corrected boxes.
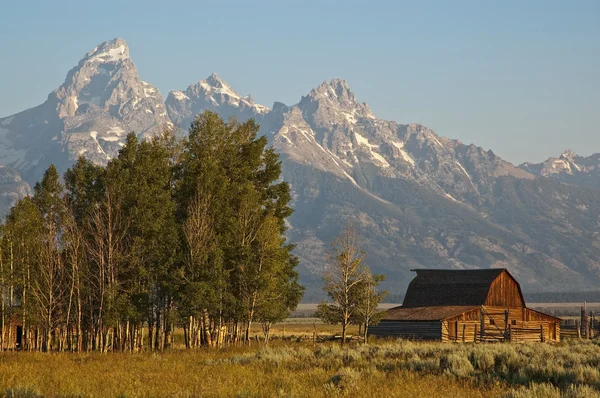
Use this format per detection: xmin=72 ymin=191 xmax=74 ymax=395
xmin=560 ymin=304 xmax=599 ymax=340
xmin=508 ymin=325 xmax=546 ymax=342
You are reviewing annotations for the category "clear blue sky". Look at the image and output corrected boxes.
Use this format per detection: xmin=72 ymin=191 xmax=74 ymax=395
xmin=1 ymin=0 xmax=598 ymax=164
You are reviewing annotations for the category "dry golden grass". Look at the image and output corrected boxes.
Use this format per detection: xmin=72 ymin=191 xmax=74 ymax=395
xmin=248 ymin=319 xmax=360 ymax=338
xmin=0 ymin=343 xmax=499 ymax=398
xmin=3 ymin=323 xmax=600 ymax=398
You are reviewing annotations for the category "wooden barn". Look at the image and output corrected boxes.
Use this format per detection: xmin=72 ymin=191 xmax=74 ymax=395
xmin=1 ymin=316 xmax=23 ymax=350
xmin=369 ymin=268 xmax=561 ymax=342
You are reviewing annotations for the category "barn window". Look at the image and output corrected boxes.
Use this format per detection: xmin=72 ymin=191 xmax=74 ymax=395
xmin=512 ymin=320 xmax=517 ymax=325
xmin=490 ymin=319 xmax=495 ymax=325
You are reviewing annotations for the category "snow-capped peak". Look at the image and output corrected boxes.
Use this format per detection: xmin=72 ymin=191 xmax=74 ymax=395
xmin=310 ymin=78 xmax=356 ymax=104
xmin=83 ymin=38 xmax=130 ymax=64
xmin=191 ymin=73 xmax=241 ymax=100
xmin=299 ymin=78 xmax=376 ymax=125
xmin=166 ymin=73 xmax=270 ymax=128
xmin=560 ymin=149 xmax=577 ymax=162
xmin=205 ymin=72 xmax=228 ymax=89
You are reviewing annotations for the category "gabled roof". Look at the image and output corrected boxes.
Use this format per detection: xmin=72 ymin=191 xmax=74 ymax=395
xmin=402 ymin=268 xmax=508 ymax=308
xmin=382 ymin=305 xmax=480 ymax=321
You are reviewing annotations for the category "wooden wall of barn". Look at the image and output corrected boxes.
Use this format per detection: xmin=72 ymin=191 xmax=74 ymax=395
xmin=372 ymin=307 xmax=560 ymax=342
xmin=442 ymin=320 xmax=480 ymax=342
xmin=443 ymin=307 xmax=559 ymax=342
xmin=368 ymin=321 xmax=442 ymax=340
xmin=484 ymin=271 xmax=524 ymax=308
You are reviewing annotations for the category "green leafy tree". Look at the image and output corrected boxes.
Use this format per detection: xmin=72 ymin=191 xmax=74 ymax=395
xmin=32 ymin=165 xmax=67 ymax=351
xmin=1 ymin=197 xmax=43 ymax=350
xmin=177 ymin=111 xmax=301 ymax=344
xmin=103 ymin=132 xmax=181 ymax=351
xmin=0 ymin=112 xmax=303 ymax=352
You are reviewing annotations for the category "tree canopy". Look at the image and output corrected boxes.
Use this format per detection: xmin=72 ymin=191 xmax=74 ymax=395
xmin=0 ymin=111 xmax=303 ymax=352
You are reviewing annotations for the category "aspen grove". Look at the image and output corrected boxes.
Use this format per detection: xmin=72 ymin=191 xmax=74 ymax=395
xmin=0 ymin=112 xmax=304 ymax=352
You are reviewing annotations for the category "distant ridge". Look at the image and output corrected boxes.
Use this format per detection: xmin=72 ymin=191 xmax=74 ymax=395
xmin=1 ymin=38 xmax=600 ymax=295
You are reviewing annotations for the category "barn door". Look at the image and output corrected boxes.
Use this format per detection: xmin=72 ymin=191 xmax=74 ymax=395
xmin=450 ymin=320 xmax=458 ymax=341
xmin=16 ymin=326 xmax=23 ymax=349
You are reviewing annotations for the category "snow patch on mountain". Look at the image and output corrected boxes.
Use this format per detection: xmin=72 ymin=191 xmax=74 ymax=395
xmin=166 ymin=73 xmax=270 ymax=129
xmin=354 ymin=132 xmax=390 ymax=167
xmin=391 ymin=141 xmax=415 ymax=165
xmin=430 ymin=135 xmax=443 ymax=147
xmin=172 ymin=91 xmax=189 ymax=101
xmin=455 ymin=160 xmax=474 ymax=185
xmin=88 ymin=45 xmax=127 ymax=63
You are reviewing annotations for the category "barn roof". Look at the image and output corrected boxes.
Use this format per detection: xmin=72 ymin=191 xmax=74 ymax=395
xmin=382 ymin=305 xmax=480 ymax=321
xmin=402 ymin=268 xmax=510 ymax=308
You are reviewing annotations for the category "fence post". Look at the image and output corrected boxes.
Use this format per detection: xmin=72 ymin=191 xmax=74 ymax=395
xmin=462 ymin=324 xmax=466 ymax=343
xmin=576 ymin=320 xmax=581 ymax=339
xmin=454 ymin=320 xmax=458 ymax=342
xmin=585 ymin=311 xmax=590 ymax=339
xmin=504 ymin=309 xmax=509 ymax=341
xmin=480 ymin=309 xmax=485 ymax=342
xmin=581 ymin=301 xmax=587 ymax=339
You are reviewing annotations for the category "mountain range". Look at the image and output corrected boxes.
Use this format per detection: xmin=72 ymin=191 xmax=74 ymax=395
xmin=1 ymin=38 xmax=599 ymax=297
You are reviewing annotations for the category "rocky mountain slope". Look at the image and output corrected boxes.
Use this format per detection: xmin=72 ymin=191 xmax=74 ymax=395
xmin=1 ymin=38 xmax=599 ymax=295
xmin=0 ymin=38 xmax=170 ymax=185
xmin=166 ymin=73 xmax=269 ymax=130
xmin=258 ymin=78 xmax=600 ymax=297
xmin=0 ymin=166 xmax=32 ymax=217
xmin=520 ymin=150 xmax=600 ymax=189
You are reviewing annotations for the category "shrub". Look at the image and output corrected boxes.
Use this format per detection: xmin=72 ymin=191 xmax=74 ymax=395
xmin=504 ymin=383 xmax=600 ymax=398
xmin=440 ymin=353 xmax=474 ymax=377
xmin=470 ymin=348 xmax=495 ymax=372
xmin=572 ymin=365 xmax=600 ymax=385
xmin=503 ymin=383 xmax=560 ymax=398
xmin=326 ymin=367 xmax=361 ymax=394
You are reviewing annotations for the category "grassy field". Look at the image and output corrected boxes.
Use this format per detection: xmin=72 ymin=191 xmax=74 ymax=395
xmin=2 ymin=321 xmax=600 ymax=397
xmin=0 ymin=346 xmax=502 ymax=398
xmin=293 ymin=303 xmax=600 ymax=318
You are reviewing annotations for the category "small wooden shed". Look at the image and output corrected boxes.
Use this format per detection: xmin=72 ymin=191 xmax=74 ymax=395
xmin=369 ymin=268 xmax=560 ymax=342
xmin=1 ymin=315 xmax=23 ymax=350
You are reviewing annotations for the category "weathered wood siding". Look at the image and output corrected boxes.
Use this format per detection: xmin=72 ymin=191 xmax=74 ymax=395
xmin=1 ymin=317 xmax=23 ymax=350
xmin=368 ymin=321 xmax=442 ymax=340
xmin=442 ymin=320 xmax=480 ymax=342
xmin=484 ymin=271 xmax=524 ymax=308
xmin=478 ymin=306 xmax=559 ymax=342
xmin=371 ymin=269 xmax=559 ymax=342
xmin=374 ymin=307 xmax=560 ymax=342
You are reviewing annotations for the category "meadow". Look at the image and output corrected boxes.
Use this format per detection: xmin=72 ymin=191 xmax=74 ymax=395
xmin=2 ymin=321 xmax=600 ymax=398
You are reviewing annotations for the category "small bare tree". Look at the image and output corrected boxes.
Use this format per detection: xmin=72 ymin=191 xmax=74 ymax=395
xmin=353 ymin=271 xmax=387 ymax=343
xmin=317 ymin=224 xmax=369 ymax=345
